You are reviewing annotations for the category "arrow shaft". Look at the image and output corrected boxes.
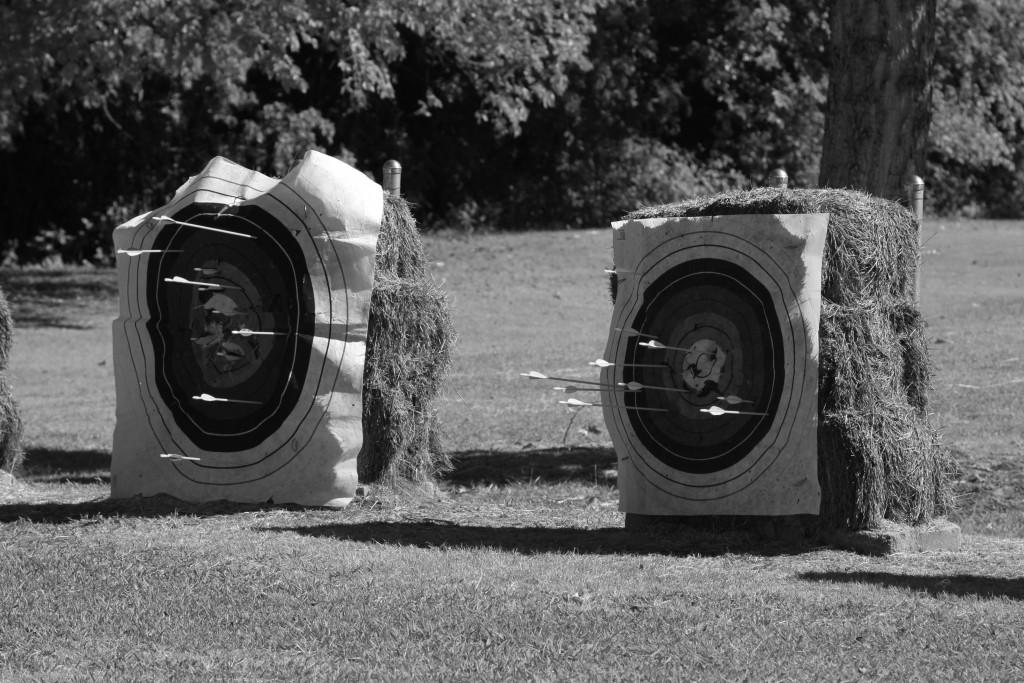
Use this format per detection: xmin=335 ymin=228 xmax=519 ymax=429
xmin=156 ymin=216 xmax=255 ymax=239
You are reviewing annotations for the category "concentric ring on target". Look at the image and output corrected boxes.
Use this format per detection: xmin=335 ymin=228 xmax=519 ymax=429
xmin=623 ymin=257 xmax=784 ymax=474
xmin=605 ymin=229 xmax=808 ymax=497
xmin=146 ymin=204 xmax=315 ymax=452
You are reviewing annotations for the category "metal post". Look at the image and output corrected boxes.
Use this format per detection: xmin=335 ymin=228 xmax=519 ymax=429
xmin=383 ymin=159 xmax=402 ymax=195
xmin=768 ymin=168 xmax=788 ymax=189
xmin=907 ymin=175 xmax=925 ymax=303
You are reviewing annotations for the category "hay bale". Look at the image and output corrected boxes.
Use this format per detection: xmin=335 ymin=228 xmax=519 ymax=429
xmin=0 ymin=285 xmax=12 ymax=371
xmin=0 ymin=373 xmax=23 ymax=474
xmin=626 ymin=187 xmax=954 ymax=529
xmin=0 ymin=286 xmax=21 ymax=474
xmin=360 ymin=193 xmax=456 ymax=485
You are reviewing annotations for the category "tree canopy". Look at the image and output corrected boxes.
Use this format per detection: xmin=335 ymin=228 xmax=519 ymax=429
xmin=1 ymin=0 xmax=1022 ymax=264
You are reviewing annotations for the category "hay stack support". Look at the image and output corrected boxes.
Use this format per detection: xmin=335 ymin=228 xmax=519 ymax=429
xmin=0 ymin=285 xmax=23 ymax=474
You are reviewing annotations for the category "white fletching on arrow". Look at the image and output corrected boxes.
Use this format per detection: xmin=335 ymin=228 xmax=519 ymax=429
xmin=700 ymin=405 xmax=768 ymax=417
xmin=118 ymin=249 xmax=181 ymax=257
xmin=160 ymin=453 xmax=201 ymax=462
xmin=640 ymin=339 xmax=693 ymax=353
xmin=624 ymin=381 xmax=690 ymax=394
xmin=164 ymin=276 xmax=239 ymax=290
xmin=521 ymin=371 xmax=603 ymax=386
xmin=232 ymin=328 xmax=286 ymax=337
xmin=589 ymin=358 xmax=614 ymax=368
xmin=192 ymin=393 xmax=260 ymax=405
xmin=615 ymin=327 xmax=657 ymax=338
xmin=559 ymin=398 xmax=599 ymax=407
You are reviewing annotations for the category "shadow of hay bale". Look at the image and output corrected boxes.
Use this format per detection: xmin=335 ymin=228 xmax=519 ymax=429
xmin=360 ymin=194 xmax=456 ymax=486
xmin=626 ymin=187 xmax=954 ymax=530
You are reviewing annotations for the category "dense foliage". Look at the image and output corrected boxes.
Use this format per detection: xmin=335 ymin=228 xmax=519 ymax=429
xmin=1 ymin=0 xmax=1022 ymax=263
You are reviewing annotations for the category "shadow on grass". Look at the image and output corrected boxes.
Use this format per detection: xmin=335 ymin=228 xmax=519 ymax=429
xmin=798 ymin=570 xmax=1024 ymax=601
xmin=21 ymin=448 xmax=111 ymax=484
xmin=445 ymin=446 xmax=617 ymax=486
xmin=0 ymin=495 xmax=303 ymax=524
xmin=269 ymin=520 xmax=820 ymax=558
xmin=11 ymin=315 xmax=97 ymax=330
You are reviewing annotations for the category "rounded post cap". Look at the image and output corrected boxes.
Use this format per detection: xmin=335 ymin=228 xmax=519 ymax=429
xmin=768 ymin=168 xmax=788 ymax=188
xmin=383 ymin=159 xmax=402 ymax=194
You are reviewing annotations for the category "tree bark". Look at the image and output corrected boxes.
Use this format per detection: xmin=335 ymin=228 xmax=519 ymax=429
xmin=818 ymin=0 xmax=936 ymax=201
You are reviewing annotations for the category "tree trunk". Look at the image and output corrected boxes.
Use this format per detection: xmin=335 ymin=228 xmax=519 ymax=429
xmin=818 ymin=0 xmax=936 ymax=201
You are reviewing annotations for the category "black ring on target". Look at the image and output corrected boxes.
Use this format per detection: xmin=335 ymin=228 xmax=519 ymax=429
xmin=146 ymin=203 xmax=315 ymax=452
xmin=623 ymin=258 xmax=784 ymax=474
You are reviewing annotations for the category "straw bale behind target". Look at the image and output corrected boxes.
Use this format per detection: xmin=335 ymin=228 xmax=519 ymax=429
xmin=360 ymin=193 xmax=456 ymax=485
xmin=625 ymin=187 xmax=953 ymax=529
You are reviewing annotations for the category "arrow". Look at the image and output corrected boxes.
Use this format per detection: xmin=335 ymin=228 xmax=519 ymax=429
xmin=160 ymin=453 xmax=202 ymax=462
xmin=164 ymin=276 xmax=240 ymax=290
xmin=700 ymin=405 xmax=768 ymax=417
xmin=232 ymin=328 xmax=287 ymax=337
xmin=117 ymin=249 xmax=183 ymax=257
xmin=621 ymin=381 xmax=691 ymax=394
xmin=520 ymin=371 xmax=603 ymax=386
xmin=192 ymin=393 xmax=261 ymax=405
xmin=153 ymin=215 xmax=256 ymax=239
xmin=717 ymin=395 xmax=754 ymax=405
xmin=559 ymin=398 xmax=669 ymax=413
xmin=560 ymin=398 xmax=598 ymax=408
xmin=554 ymin=384 xmax=640 ymax=393
xmin=615 ymin=327 xmax=658 ymax=338
xmin=589 ymin=358 xmax=668 ymax=370
xmin=639 ymin=339 xmax=694 ymax=353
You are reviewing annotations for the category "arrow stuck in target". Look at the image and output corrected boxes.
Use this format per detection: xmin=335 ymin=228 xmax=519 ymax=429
xmin=117 ymin=249 xmax=183 ymax=257
xmin=159 ymin=453 xmax=202 ymax=462
xmin=717 ymin=395 xmax=754 ymax=405
xmin=520 ymin=371 xmax=603 ymax=386
xmin=164 ymin=276 xmax=240 ymax=290
xmin=615 ymin=327 xmax=658 ymax=338
xmin=192 ymin=393 xmax=261 ymax=405
xmin=232 ymin=328 xmax=287 ymax=337
xmin=554 ymin=383 xmax=640 ymax=393
xmin=639 ymin=339 xmax=695 ymax=353
xmin=700 ymin=405 xmax=768 ymax=417
xmin=153 ymin=215 xmax=256 ymax=239
xmin=559 ymin=398 xmax=668 ymax=412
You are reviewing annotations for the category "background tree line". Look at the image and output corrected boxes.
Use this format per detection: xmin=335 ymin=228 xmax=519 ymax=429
xmin=1 ymin=0 xmax=1022 ymax=264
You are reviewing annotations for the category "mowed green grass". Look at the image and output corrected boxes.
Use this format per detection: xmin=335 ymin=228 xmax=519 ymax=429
xmin=1 ymin=219 xmax=1023 ymax=680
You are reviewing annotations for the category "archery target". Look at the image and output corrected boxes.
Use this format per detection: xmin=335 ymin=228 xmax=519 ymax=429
xmin=603 ymin=214 xmax=828 ymax=516
xmin=111 ymin=151 xmax=382 ymax=506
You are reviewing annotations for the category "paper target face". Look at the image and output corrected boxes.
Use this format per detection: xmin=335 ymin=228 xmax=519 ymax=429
xmin=146 ymin=204 xmax=316 ymax=453
xmin=604 ymin=214 xmax=828 ymax=515
xmin=112 ymin=152 xmax=382 ymax=504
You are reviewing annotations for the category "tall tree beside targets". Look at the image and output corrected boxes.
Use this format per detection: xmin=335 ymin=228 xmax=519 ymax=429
xmin=818 ymin=0 xmax=937 ymax=200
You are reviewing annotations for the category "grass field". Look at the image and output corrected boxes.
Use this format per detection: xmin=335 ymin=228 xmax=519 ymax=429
xmin=1 ymin=219 xmax=1022 ymax=679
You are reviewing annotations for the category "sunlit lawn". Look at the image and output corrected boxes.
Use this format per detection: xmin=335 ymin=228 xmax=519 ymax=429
xmin=1 ymin=219 xmax=1022 ymax=679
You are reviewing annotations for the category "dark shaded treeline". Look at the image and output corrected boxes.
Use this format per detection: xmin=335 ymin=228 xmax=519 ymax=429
xmin=1 ymin=0 xmax=1022 ymax=264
